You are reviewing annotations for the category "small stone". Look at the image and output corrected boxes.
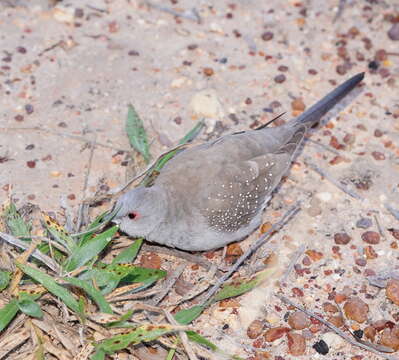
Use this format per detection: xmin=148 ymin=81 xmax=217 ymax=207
xmin=247 ymin=320 xmax=264 ymax=339
xmin=361 ymin=231 xmax=380 ymax=244
xmin=274 ymin=74 xmax=286 ymax=83
xmin=203 ymin=67 xmax=214 ymax=77
xmin=343 ymin=297 xmax=369 ymax=323
xmin=25 ymin=144 xmax=35 ymax=150
xmin=291 ymin=98 xmax=305 ymax=112
xmin=388 ymin=24 xmax=399 ymax=41
xmin=25 ymin=104 xmax=34 ymax=114
xmin=364 ymin=245 xmax=378 ymax=259
xmin=388 ymin=229 xmax=399 ymax=240
xmin=264 ymin=327 xmax=290 ymax=342
xmin=375 ymin=49 xmax=387 ymax=61
xmin=26 ymin=160 xmax=36 ymax=168
xmin=364 ymin=326 xmax=376 ymax=341
xmin=261 ymin=31 xmax=273 ymax=41
xmin=15 ymin=114 xmax=24 ymax=122
xmin=380 ymin=326 xmax=399 ymax=351
xmin=371 ymin=151 xmax=385 ymax=160
xmin=225 ymin=242 xmax=243 ymax=264
xmin=322 ymin=332 xmax=345 ymax=350
xmin=174 ymin=116 xmax=182 ymax=125
xmin=336 ymin=64 xmax=347 ymax=75
xmin=128 ymin=50 xmax=140 ymax=56
xmin=67 ymin=194 xmax=76 ymax=200
xmin=386 ymin=279 xmax=399 ymax=306
xmin=292 ymin=287 xmax=304 ymax=297
xmin=328 ymin=315 xmax=344 ymax=328
xmin=278 ymin=65 xmax=288 ymax=72
xmin=356 ymin=218 xmax=372 ymax=229
xmin=287 ymin=332 xmax=306 ymax=356
xmin=334 ymin=232 xmax=351 ymax=245
xmin=16 ymin=46 xmax=27 ymax=54
xmin=288 ymin=311 xmax=310 ymax=330
xmin=313 ymin=340 xmax=329 ymax=355
xmin=372 ymin=320 xmax=393 ymax=331
xmin=322 ymin=302 xmax=339 ymax=313
xmin=368 ymin=61 xmax=379 ymax=71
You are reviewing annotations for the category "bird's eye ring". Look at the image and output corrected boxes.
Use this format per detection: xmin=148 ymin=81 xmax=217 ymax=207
xmin=128 ymin=212 xmax=138 ymax=220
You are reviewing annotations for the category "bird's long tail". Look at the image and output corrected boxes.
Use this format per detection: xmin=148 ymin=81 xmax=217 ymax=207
xmin=294 ymin=72 xmax=364 ymax=127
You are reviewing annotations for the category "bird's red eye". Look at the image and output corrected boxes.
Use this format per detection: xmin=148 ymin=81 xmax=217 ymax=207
xmin=128 ymin=212 xmax=138 ymax=220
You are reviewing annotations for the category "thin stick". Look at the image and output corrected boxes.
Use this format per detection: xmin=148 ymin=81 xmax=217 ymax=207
xmin=201 ymin=203 xmax=301 ymax=304
xmin=76 ymin=137 xmax=96 ymax=231
xmin=0 ymin=232 xmax=60 ymax=273
xmin=280 ymin=244 xmax=306 ymax=284
xmin=149 ymin=263 xmax=186 ymax=306
xmin=278 ymin=295 xmax=399 ymax=360
xmin=164 ymin=310 xmax=198 ymax=360
xmin=385 ymin=203 xmax=399 ymax=221
xmin=305 ymin=160 xmax=363 ymax=200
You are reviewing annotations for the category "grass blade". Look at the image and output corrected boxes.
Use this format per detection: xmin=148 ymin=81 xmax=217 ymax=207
xmin=0 ymin=270 xmax=11 ymax=291
xmin=17 ymin=263 xmax=81 ymax=314
xmin=42 ymin=212 xmax=76 ymax=252
xmin=126 ymin=104 xmax=150 ymax=163
xmin=111 ymin=239 xmax=143 ymax=265
xmin=174 ymin=305 xmax=205 ymax=325
xmin=63 ymin=226 xmax=118 ymax=272
xmin=64 ymin=277 xmax=113 ymax=314
xmin=17 ymin=298 xmax=43 ymax=318
xmin=0 ymin=299 xmax=19 ymax=332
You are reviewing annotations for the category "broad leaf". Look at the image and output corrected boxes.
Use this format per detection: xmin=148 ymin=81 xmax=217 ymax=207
xmin=0 ymin=300 xmax=19 ymax=332
xmin=174 ymin=305 xmax=205 ymax=325
xmin=17 ymin=298 xmax=43 ymax=318
xmin=111 ymin=239 xmax=143 ymax=265
xmin=126 ymin=104 xmax=150 ymax=163
xmin=0 ymin=270 xmax=11 ymax=291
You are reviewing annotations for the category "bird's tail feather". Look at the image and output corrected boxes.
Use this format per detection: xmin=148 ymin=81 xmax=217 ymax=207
xmin=294 ymin=72 xmax=364 ymax=127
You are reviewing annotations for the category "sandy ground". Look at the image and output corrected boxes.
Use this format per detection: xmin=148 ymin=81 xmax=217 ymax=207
xmin=1 ymin=0 xmax=399 ymax=359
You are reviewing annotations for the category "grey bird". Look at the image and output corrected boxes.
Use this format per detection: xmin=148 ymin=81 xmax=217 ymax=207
xmin=113 ymin=73 xmax=364 ymax=251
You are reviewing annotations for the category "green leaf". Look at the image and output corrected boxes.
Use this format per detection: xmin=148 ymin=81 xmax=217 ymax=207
xmin=78 ymin=210 xmax=112 ymax=244
xmin=0 ymin=270 xmax=11 ymax=291
xmin=79 ymin=268 xmax=120 ymax=295
xmin=177 ymin=120 xmax=205 ymax=145
xmin=42 ymin=212 xmax=76 ymax=252
xmin=95 ymin=324 xmax=177 ymax=353
xmin=17 ymin=298 xmax=43 ymax=318
xmin=0 ymin=299 xmax=19 ymax=332
xmin=3 ymin=202 xmax=31 ymax=239
xmin=126 ymin=104 xmax=150 ymax=163
xmin=16 ymin=263 xmax=81 ymax=314
xmin=174 ymin=305 xmax=205 ymax=325
xmin=90 ymin=349 xmax=106 ymax=360
xmin=104 ymin=309 xmax=134 ymax=328
xmin=213 ymin=267 xmax=276 ymax=303
xmin=63 ymin=226 xmax=118 ymax=272
xmin=111 ymin=239 xmax=143 ymax=265
xmin=64 ymin=277 xmax=113 ymax=314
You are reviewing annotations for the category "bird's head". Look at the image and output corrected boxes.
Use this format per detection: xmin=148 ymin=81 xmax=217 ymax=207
xmin=112 ymin=186 xmax=166 ymax=238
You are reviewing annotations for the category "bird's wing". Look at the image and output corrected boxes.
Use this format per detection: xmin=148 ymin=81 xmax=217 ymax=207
xmin=199 ymin=125 xmax=306 ymax=233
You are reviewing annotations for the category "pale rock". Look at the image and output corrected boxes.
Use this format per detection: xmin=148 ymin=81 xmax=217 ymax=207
xmin=322 ymin=332 xmax=345 ymax=350
xmin=189 ymin=89 xmax=224 ymax=119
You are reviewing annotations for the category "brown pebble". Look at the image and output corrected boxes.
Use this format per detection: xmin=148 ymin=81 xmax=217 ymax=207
xmin=364 ymin=245 xmax=378 ymax=259
xmin=328 ymin=315 xmax=345 ymax=328
xmin=348 ymin=26 xmax=360 ymax=37
xmin=374 ymin=129 xmax=383 ymax=137
xmin=343 ymin=297 xmax=369 ymax=323
xmin=203 ymin=67 xmax=214 ymax=76
xmin=343 ymin=133 xmax=355 ymax=145
xmin=25 ymin=144 xmax=34 ymax=150
xmin=356 ymin=51 xmax=365 ymax=61
xmin=247 ymin=320 xmax=264 ymax=339
xmin=292 ymin=287 xmax=304 ymax=297
xmin=388 ymin=24 xmax=399 ymax=41
xmin=386 ymin=279 xmax=399 ymax=306
xmin=323 ymin=302 xmax=339 ymax=313
xmin=225 ymin=243 xmax=243 ymax=264
xmin=261 ymin=31 xmax=273 ymax=41
xmin=336 ymin=64 xmax=347 ymax=75
xmin=308 ymin=69 xmax=318 ymax=75
xmin=174 ymin=116 xmax=182 ymax=125
xmin=388 ymin=229 xmax=399 ymax=240
xmin=274 ymin=74 xmax=286 ymax=83
xmin=287 ymin=332 xmax=306 ymax=356
xmin=291 ymin=98 xmax=305 ymax=112
xmin=380 ymin=326 xmax=399 ymax=351
xmin=245 ymin=97 xmax=252 ymax=105
xmin=364 ymin=326 xmax=376 ymax=341
xmin=334 ymin=232 xmax=351 ymax=245
xmin=361 ymin=231 xmax=380 ymax=244
xmin=14 ymin=114 xmax=24 ymax=122
xmin=27 ymin=194 xmax=35 ymax=200
xmin=375 ymin=49 xmax=387 ymax=61
xmin=355 ymin=258 xmax=367 ymax=267
xmin=26 ymin=160 xmax=36 ymax=168
xmin=278 ymin=65 xmax=288 ymax=72
xmin=16 ymin=46 xmax=27 ymax=54
xmin=128 ymin=50 xmax=139 ymax=56
xmin=187 ymin=44 xmax=198 ymax=50
xmin=264 ymin=327 xmax=290 ymax=342
xmin=288 ymin=311 xmax=310 ymax=330
xmin=67 ymin=194 xmax=76 ymax=200
xmin=373 ymin=320 xmax=394 ymax=331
